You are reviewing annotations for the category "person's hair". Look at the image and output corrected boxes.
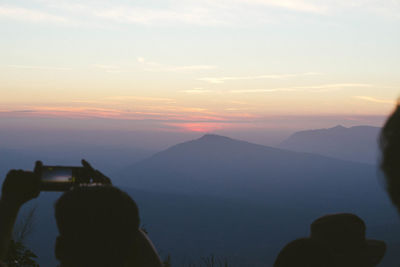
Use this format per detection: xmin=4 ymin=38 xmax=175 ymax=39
xmin=274 ymin=238 xmax=333 ymax=267
xmin=54 ymin=186 xmax=140 ymax=267
xmin=380 ymin=104 xmax=400 ymax=209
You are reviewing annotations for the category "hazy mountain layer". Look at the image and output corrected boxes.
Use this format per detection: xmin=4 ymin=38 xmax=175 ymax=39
xmin=278 ymin=125 xmax=381 ymax=164
xmin=121 ymin=134 xmax=385 ymax=207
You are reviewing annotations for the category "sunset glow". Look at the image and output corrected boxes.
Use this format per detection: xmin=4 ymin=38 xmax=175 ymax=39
xmin=0 ymin=0 xmax=399 ymax=133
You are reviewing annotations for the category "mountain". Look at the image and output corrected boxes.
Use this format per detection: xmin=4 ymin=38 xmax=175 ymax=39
xmin=278 ymin=125 xmax=381 ymax=164
xmin=120 ymin=134 xmax=387 ymax=208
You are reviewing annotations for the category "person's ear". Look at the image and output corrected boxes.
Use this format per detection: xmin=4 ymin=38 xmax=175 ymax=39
xmin=55 ymin=236 xmax=65 ymax=261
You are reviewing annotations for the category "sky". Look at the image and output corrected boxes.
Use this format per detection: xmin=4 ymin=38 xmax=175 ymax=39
xmin=0 ymin=0 xmax=399 ymax=138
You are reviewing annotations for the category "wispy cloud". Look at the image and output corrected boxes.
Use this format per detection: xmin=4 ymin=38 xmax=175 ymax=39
xmin=231 ymin=88 xmax=292 ymax=93
xmin=94 ymin=65 xmax=118 ymax=69
xmin=0 ymin=5 xmax=68 ymax=23
xmin=92 ymin=64 xmax=124 ymax=73
xmin=2 ymin=106 xmax=125 ymax=119
xmin=166 ymin=122 xmax=224 ymax=132
xmin=231 ymin=83 xmax=373 ymax=93
xmin=27 ymin=0 xmax=232 ymax=27
xmin=104 ymin=95 xmax=175 ymax=103
xmin=236 ymin=0 xmax=328 ymax=14
xmin=354 ymin=96 xmax=395 ymax=104
xmin=0 ymin=103 xmax=257 ymax=127
xmin=137 ymin=57 xmax=217 ymax=73
xmin=6 ymin=65 xmax=71 ymax=71
xmin=335 ymin=1 xmax=400 ymax=20
xmin=92 ymin=6 xmax=229 ymax=26
xmin=180 ymin=88 xmax=214 ymax=94
xmin=72 ymin=96 xmax=176 ymax=105
xmin=1 ymin=0 xmax=399 ymax=29
xmin=300 ymin=83 xmax=373 ymax=89
xmin=198 ymin=72 xmax=321 ymax=84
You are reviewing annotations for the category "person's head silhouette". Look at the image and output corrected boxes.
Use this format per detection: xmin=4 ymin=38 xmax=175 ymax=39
xmin=54 ymin=186 xmax=141 ymax=267
xmin=380 ymin=104 xmax=400 ymax=211
xmin=310 ymin=213 xmax=386 ymax=267
xmin=275 ymin=213 xmax=386 ymax=267
xmin=274 ymin=238 xmax=333 ymax=267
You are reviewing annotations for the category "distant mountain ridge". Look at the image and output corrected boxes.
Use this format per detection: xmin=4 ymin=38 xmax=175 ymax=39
xmin=278 ymin=125 xmax=381 ymax=164
xmin=120 ymin=133 xmax=386 ymax=208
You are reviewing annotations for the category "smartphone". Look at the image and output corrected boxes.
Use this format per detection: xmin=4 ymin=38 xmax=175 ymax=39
xmin=40 ymin=165 xmax=88 ymax=191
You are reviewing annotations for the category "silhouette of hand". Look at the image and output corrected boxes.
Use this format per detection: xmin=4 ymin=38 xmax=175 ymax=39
xmin=1 ymin=162 xmax=41 ymax=206
xmin=81 ymin=159 xmax=112 ymax=185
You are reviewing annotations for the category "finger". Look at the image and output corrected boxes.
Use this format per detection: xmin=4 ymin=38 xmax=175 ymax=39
xmin=95 ymin=170 xmax=112 ymax=184
xmin=30 ymin=170 xmax=41 ymax=196
xmin=5 ymin=169 xmax=17 ymax=178
xmin=102 ymin=175 xmax=112 ymax=185
xmin=94 ymin=170 xmax=112 ymax=184
xmin=82 ymin=159 xmax=96 ymax=180
xmin=82 ymin=159 xmax=112 ymax=184
xmin=81 ymin=159 xmax=94 ymax=170
xmin=34 ymin=161 xmax=43 ymax=176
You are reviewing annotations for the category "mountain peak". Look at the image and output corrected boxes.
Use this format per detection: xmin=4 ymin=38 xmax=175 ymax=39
xmin=198 ymin=134 xmax=232 ymax=141
xmin=331 ymin=125 xmax=346 ymax=130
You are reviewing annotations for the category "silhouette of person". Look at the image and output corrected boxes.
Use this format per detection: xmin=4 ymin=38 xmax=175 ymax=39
xmin=0 ymin=160 xmax=162 ymax=267
xmin=274 ymin=238 xmax=333 ymax=267
xmin=380 ymin=104 xmax=400 ymax=211
xmin=312 ymin=213 xmax=385 ymax=267
xmin=275 ymin=213 xmax=386 ymax=267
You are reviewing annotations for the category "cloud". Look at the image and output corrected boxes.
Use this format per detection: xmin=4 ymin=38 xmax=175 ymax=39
xmin=166 ymin=122 xmax=224 ymax=133
xmin=6 ymin=65 xmax=71 ymax=71
xmin=72 ymin=96 xmax=176 ymax=106
xmin=92 ymin=64 xmax=129 ymax=73
xmin=231 ymin=88 xmax=293 ymax=93
xmin=92 ymin=6 xmax=228 ymax=26
xmin=334 ymin=0 xmax=400 ymax=19
xmin=180 ymin=88 xmax=214 ymax=94
xmin=300 ymin=83 xmax=373 ymax=89
xmin=32 ymin=0 xmax=231 ymax=26
xmin=354 ymin=96 xmax=395 ymax=104
xmin=2 ymin=0 xmax=399 ymax=30
xmin=1 ymin=106 xmax=125 ymax=119
xmin=238 ymin=0 xmax=400 ymax=18
xmin=104 ymin=96 xmax=175 ymax=103
xmin=198 ymin=72 xmax=321 ymax=84
xmin=137 ymin=57 xmax=217 ymax=73
xmin=231 ymin=83 xmax=373 ymax=93
xmin=0 ymin=1 xmax=325 ymax=29
xmin=0 ymin=103 xmax=259 ymax=130
xmin=92 ymin=64 xmax=120 ymax=70
xmin=235 ymin=0 xmax=328 ymax=14
xmin=0 ymin=5 xmax=68 ymax=23
xmin=224 ymin=107 xmax=251 ymax=111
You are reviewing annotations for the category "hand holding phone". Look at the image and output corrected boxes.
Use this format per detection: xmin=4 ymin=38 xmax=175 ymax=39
xmin=1 ymin=169 xmax=40 ymax=206
xmin=39 ymin=159 xmax=112 ymax=191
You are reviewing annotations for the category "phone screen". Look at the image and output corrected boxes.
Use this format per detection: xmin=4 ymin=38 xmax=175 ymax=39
xmin=41 ymin=166 xmax=76 ymax=182
xmin=40 ymin=165 xmax=95 ymax=191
